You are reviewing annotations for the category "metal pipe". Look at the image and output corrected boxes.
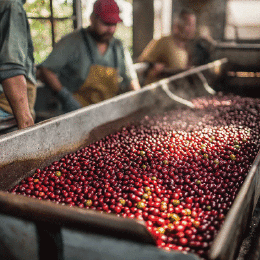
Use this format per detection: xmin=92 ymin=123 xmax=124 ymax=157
xmin=145 ymin=58 xmax=228 ymax=88
xmin=161 ymin=82 xmax=195 ymax=108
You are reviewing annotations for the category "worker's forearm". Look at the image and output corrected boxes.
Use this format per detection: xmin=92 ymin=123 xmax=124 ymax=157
xmin=38 ymin=67 xmax=81 ymax=112
xmin=38 ymin=67 xmax=63 ymax=93
xmin=2 ymin=75 xmax=34 ymax=129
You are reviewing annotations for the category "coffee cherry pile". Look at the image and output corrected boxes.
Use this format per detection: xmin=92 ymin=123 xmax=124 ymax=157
xmin=9 ymin=93 xmax=260 ymax=259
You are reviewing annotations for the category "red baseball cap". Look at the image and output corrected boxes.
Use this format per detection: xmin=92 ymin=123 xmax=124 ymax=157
xmin=93 ymin=0 xmax=122 ymax=24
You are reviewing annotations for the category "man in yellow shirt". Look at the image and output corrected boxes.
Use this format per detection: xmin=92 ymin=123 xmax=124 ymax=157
xmin=138 ymin=9 xmax=197 ymax=85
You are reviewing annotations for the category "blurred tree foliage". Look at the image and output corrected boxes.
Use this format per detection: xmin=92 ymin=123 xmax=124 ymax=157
xmin=24 ymin=0 xmax=74 ymax=65
xmin=115 ymin=23 xmax=133 ymax=55
xmin=24 ymin=0 xmax=133 ymax=65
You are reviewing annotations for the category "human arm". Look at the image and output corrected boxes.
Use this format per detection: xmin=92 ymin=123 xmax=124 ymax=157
xmin=197 ymin=25 xmax=217 ymax=51
xmin=137 ymin=39 xmax=171 ymax=84
xmin=37 ymin=66 xmax=63 ymax=93
xmin=145 ymin=62 xmax=166 ymax=80
xmin=37 ymin=66 xmax=81 ymax=112
xmin=137 ymin=39 xmax=158 ymax=63
xmin=1 ymin=75 xmax=34 ymax=129
xmin=0 ymin=1 xmax=36 ymax=129
xmin=141 ymin=62 xmax=188 ymax=84
xmin=37 ymin=33 xmax=85 ymax=112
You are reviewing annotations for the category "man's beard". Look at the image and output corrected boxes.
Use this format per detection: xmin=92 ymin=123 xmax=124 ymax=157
xmin=88 ymin=28 xmax=113 ymax=43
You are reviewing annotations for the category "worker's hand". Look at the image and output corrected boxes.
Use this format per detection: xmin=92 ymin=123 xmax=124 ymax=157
xmin=149 ymin=62 xmax=166 ymax=78
xmin=153 ymin=62 xmax=166 ymax=73
xmin=57 ymin=87 xmax=82 ymax=113
xmin=18 ymin=114 xmax=34 ymax=129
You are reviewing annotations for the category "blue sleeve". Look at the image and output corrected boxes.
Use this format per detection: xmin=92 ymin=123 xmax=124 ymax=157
xmin=0 ymin=1 xmax=28 ymax=81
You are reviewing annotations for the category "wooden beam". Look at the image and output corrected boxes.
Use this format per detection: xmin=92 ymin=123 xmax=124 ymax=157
xmin=132 ymin=0 xmax=154 ymax=62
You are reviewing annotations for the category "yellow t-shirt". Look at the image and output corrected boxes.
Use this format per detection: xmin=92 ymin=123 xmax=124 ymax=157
xmin=139 ymin=35 xmax=189 ymax=84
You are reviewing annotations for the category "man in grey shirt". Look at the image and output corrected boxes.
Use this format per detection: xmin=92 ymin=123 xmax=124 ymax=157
xmin=38 ymin=0 xmax=140 ymax=113
xmin=0 ymin=0 xmax=36 ymax=129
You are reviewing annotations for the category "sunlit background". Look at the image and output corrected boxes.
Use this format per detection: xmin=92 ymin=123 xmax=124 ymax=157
xmin=24 ymin=0 xmax=260 ymax=65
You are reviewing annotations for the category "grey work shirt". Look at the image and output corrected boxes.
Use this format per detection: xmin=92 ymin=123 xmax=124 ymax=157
xmin=0 ymin=0 xmax=36 ymax=93
xmin=40 ymin=28 xmax=137 ymax=93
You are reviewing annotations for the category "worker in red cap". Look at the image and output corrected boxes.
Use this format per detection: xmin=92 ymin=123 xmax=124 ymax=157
xmin=37 ymin=0 xmax=140 ymax=113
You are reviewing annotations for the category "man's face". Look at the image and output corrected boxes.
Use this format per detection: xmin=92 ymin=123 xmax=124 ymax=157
xmin=178 ymin=14 xmax=197 ymax=41
xmin=91 ymin=15 xmax=117 ymax=43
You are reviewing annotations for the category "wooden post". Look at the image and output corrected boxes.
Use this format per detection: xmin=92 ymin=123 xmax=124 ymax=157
xmin=132 ymin=0 xmax=154 ymax=62
xmin=73 ymin=0 xmax=82 ymax=29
